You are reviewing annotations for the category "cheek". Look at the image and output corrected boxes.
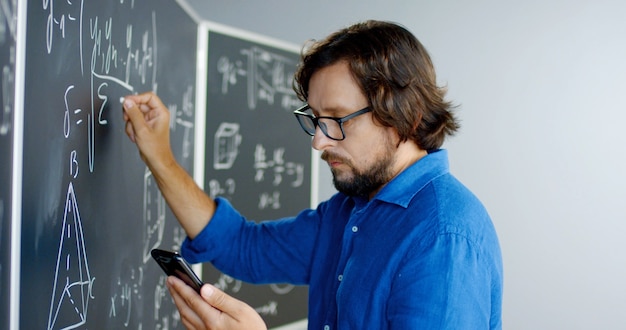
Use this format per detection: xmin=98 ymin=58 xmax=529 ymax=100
xmin=342 ymin=141 xmax=378 ymax=170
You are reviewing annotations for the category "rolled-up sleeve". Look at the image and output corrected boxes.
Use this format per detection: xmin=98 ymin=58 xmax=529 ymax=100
xmin=180 ymin=197 xmax=321 ymax=285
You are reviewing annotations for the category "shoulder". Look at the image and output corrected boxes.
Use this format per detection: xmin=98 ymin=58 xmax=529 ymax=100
xmin=408 ymin=173 xmax=500 ymax=255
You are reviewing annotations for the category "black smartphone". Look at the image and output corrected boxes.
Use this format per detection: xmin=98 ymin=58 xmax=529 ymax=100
xmin=151 ymin=248 xmax=204 ymax=293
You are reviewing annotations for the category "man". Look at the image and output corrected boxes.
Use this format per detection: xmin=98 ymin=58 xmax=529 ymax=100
xmin=123 ymin=20 xmax=502 ymax=329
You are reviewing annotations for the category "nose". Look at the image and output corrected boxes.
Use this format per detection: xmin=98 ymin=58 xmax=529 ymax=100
xmin=311 ymin=126 xmax=334 ymax=151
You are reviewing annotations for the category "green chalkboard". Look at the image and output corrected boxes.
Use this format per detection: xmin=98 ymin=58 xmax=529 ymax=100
xmin=201 ymin=24 xmax=311 ymax=328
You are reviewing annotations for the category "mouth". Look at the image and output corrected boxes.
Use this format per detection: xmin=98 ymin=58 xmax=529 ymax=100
xmin=327 ymin=159 xmax=342 ymax=168
xmin=322 ymin=152 xmax=345 ymax=168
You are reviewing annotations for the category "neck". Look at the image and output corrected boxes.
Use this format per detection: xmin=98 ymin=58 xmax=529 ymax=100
xmin=366 ymin=140 xmax=427 ymax=200
xmin=393 ymin=140 xmax=427 ymax=176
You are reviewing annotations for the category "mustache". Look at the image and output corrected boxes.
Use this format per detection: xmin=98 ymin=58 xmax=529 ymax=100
xmin=321 ymin=151 xmax=341 ymax=162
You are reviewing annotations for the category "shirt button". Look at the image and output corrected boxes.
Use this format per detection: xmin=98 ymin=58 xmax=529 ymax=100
xmin=324 ymin=325 xmax=330 ymax=330
xmin=338 ymin=274 xmax=343 ymax=281
xmin=352 ymin=226 xmax=358 ymax=233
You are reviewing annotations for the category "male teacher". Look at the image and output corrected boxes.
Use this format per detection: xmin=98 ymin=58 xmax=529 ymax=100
xmin=123 ymin=20 xmax=503 ymax=330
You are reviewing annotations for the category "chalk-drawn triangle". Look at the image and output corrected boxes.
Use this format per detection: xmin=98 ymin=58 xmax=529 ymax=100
xmin=47 ymin=182 xmax=94 ymax=330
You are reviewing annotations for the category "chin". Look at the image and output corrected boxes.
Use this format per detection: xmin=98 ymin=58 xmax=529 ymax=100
xmin=331 ymin=169 xmax=352 ymax=183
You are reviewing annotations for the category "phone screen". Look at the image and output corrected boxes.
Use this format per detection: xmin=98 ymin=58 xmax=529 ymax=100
xmin=151 ymin=249 xmax=204 ymax=293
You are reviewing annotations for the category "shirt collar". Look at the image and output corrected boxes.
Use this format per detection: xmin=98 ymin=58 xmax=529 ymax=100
xmin=371 ymin=149 xmax=450 ymax=208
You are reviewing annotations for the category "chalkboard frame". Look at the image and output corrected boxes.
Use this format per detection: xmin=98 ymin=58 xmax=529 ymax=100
xmin=6 ymin=1 xmax=27 ymax=329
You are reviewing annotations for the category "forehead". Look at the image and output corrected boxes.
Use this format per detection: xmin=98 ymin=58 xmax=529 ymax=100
xmin=307 ymin=61 xmax=367 ymax=116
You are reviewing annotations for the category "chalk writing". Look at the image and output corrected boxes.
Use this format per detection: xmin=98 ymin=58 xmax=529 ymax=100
xmin=169 ymin=84 xmax=195 ymax=160
xmin=207 ymin=178 xmax=236 ymax=199
xmin=214 ymin=122 xmax=241 ymax=170
xmin=255 ymin=301 xmax=278 ymax=317
xmin=203 ymin=29 xmax=311 ymax=328
xmin=253 ymin=144 xmax=305 ymax=210
xmin=109 ymin=264 xmax=144 ymax=328
xmin=270 ymin=283 xmax=295 ymax=295
xmin=216 ymin=47 xmax=300 ymax=110
xmin=259 ymin=191 xmax=280 ymax=210
xmin=0 ymin=0 xmax=16 ymax=136
xmin=0 ymin=0 xmax=17 ymax=44
xmin=0 ymin=55 xmax=13 ymax=135
xmin=253 ymin=144 xmax=304 ymax=188
xmin=143 ymin=167 xmax=166 ymax=264
xmin=39 ymin=2 xmax=196 ymax=329
xmin=214 ymin=273 xmax=242 ymax=293
xmin=43 ymin=0 xmax=84 ymax=58
xmin=47 ymin=182 xmax=95 ymax=330
xmin=109 ymin=278 xmax=133 ymax=326
xmin=153 ymin=274 xmax=181 ymax=329
xmin=171 ymin=227 xmax=186 ymax=252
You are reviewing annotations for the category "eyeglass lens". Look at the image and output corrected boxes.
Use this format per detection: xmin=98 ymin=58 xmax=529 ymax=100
xmin=297 ymin=114 xmax=345 ymax=140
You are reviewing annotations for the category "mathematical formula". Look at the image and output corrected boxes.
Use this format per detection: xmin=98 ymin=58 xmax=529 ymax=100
xmin=41 ymin=1 xmax=195 ymax=329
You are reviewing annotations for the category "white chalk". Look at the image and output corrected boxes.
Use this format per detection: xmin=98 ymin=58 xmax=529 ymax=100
xmin=120 ymin=96 xmax=125 ymax=104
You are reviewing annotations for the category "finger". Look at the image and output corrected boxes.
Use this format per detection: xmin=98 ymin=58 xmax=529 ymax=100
xmin=122 ymin=98 xmax=146 ymax=129
xmin=123 ymin=92 xmax=170 ymax=135
xmin=167 ymin=277 xmax=205 ymax=329
xmin=200 ymin=284 xmax=247 ymax=319
xmin=125 ymin=120 xmax=136 ymax=143
xmin=140 ymin=103 xmax=152 ymax=113
xmin=124 ymin=91 xmax=166 ymax=112
xmin=169 ymin=276 xmax=228 ymax=328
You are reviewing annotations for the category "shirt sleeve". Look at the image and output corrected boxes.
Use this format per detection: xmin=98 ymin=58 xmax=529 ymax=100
xmin=180 ymin=197 xmax=321 ymax=285
xmin=387 ymin=226 xmax=498 ymax=329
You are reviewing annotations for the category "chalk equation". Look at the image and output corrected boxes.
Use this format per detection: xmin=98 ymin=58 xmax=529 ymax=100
xmin=253 ymin=144 xmax=304 ymax=188
xmin=0 ymin=52 xmax=13 ymax=136
xmin=40 ymin=1 xmax=196 ymax=328
xmin=0 ymin=0 xmax=16 ymax=137
xmin=0 ymin=0 xmax=17 ymax=45
xmin=143 ymin=167 xmax=166 ymax=264
xmin=210 ymin=126 xmax=305 ymax=211
xmin=216 ymin=46 xmax=301 ymax=111
xmin=170 ymin=85 xmax=195 ymax=160
xmin=207 ymin=178 xmax=236 ymax=199
xmin=212 ymin=273 xmax=295 ymax=318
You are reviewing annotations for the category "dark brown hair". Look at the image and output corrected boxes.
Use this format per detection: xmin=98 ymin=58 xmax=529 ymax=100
xmin=294 ymin=20 xmax=459 ymax=150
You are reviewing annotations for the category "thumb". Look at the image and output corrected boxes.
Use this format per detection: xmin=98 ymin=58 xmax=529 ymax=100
xmin=200 ymin=284 xmax=234 ymax=312
xmin=200 ymin=283 xmax=267 ymax=329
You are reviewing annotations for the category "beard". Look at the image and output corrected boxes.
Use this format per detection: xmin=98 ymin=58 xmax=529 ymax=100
xmin=325 ymin=139 xmax=396 ymax=197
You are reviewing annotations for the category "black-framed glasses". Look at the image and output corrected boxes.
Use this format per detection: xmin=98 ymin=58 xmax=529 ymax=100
xmin=293 ymin=104 xmax=371 ymax=141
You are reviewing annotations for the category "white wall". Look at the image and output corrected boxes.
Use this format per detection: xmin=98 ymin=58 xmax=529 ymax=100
xmin=183 ymin=1 xmax=626 ymax=328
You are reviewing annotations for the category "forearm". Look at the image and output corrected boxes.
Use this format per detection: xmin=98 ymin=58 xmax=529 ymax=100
xmin=122 ymin=92 xmax=215 ymax=239
xmin=149 ymin=154 xmax=215 ymax=239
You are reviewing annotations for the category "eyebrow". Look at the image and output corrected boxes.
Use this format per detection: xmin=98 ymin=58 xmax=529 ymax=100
xmin=309 ymin=105 xmax=351 ymax=117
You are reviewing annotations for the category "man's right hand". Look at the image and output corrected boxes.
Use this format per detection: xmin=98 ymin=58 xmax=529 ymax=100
xmin=122 ymin=91 xmax=175 ymax=170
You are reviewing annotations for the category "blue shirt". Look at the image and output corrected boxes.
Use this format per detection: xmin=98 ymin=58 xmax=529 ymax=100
xmin=182 ymin=149 xmax=503 ymax=329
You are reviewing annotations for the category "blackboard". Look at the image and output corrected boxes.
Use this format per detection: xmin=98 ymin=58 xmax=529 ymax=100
xmin=200 ymin=23 xmax=313 ymax=328
xmin=19 ymin=1 xmax=198 ymax=329
xmin=0 ymin=1 xmax=17 ymax=329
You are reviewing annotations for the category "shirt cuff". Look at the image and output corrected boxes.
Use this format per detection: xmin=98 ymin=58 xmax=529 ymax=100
xmin=180 ymin=197 xmax=242 ymax=264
